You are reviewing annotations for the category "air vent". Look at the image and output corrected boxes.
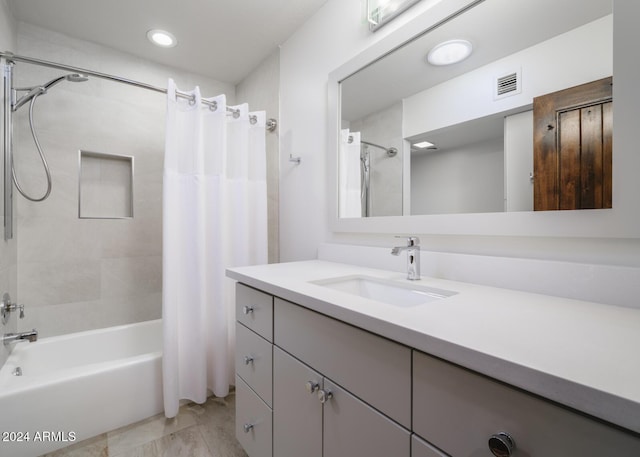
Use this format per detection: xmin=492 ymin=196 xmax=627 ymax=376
xmin=494 ymin=69 xmax=522 ymax=100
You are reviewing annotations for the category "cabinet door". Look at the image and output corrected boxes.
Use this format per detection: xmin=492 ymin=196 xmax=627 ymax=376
xmin=273 ymin=347 xmax=322 ymax=457
xmin=412 ymin=434 xmax=450 ymax=457
xmin=323 ymin=379 xmax=411 ymax=457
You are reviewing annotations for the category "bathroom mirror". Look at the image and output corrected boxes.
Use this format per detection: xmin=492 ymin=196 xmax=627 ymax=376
xmin=328 ymin=0 xmax=640 ymax=238
xmin=335 ymin=0 xmax=613 ymax=218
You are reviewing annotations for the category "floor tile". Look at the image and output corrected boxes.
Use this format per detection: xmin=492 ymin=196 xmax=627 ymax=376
xmin=41 ymin=433 xmax=108 ymax=457
xmin=107 ymin=407 xmax=197 ymax=456
xmin=112 ymin=427 xmax=212 ymax=457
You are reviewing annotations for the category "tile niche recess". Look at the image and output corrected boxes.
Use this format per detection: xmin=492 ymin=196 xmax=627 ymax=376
xmin=79 ymin=150 xmax=134 ymax=219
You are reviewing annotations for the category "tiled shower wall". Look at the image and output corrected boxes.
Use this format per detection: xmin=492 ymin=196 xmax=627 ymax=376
xmin=13 ymin=22 xmax=237 ymax=337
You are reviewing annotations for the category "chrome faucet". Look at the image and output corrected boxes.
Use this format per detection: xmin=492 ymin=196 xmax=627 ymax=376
xmin=2 ymin=329 xmax=38 ymax=345
xmin=391 ymin=236 xmax=421 ymax=280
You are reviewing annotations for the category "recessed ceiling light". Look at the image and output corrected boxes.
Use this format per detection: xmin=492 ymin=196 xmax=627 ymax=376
xmin=414 ymin=141 xmax=436 ymax=149
xmin=427 ymin=39 xmax=473 ymax=66
xmin=147 ymin=29 xmax=177 ymax=48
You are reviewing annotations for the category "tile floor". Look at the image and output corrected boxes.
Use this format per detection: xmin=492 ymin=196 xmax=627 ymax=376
xmin=42 ymin=393 xmax=248 ymax=457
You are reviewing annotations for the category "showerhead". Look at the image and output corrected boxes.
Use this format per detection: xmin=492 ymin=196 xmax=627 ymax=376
xmin=13 ymin=73 xmax=89 ymax=111
xmin=42 ymin=73 xmax=89 ymax=90
xmin=65 ymin=73 xmax=89 ymax=83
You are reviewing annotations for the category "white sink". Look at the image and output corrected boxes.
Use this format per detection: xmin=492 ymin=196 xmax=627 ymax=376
xmin=311 ymin=275 xmax=457 ymax=307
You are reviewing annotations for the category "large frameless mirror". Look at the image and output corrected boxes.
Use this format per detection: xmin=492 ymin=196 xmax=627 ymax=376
xmin=337 ymin=0 xmax=612 ymax=219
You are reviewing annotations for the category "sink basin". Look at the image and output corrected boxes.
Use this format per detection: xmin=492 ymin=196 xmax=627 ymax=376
xmin=311 ymin=275 xmax=457 ymax=307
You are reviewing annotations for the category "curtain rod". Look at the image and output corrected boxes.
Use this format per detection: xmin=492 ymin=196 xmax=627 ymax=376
xmin=0 ymin=50 xmax=231 ymax=113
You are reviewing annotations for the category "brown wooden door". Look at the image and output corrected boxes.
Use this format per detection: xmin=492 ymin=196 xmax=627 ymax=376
xmin=533 ymin=77 xmax=612 ymax=210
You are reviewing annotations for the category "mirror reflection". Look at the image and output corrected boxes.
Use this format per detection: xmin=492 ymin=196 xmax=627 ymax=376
xmin=339 ymin=0 xmax=613 ymax=218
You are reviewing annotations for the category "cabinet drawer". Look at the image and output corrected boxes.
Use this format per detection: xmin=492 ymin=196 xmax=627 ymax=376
xmin=413 ymin=351 xmax=640 ymax=457
xmin=236 ymin=322 xmax=273 ymax=407
xmin=411 ymin=434 xmax=449 ymax=457
xmin=236 ymin=283 xmax=273 ymax=342
xmin=274 ymin=298 xmax=411 ymax=428
xmin=323 ymin=378 xmax=411 ymax=457
xmin=235 ymin=375 xmax=273 ymax=457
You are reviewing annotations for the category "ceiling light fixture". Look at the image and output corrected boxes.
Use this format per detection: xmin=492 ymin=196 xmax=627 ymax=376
xmin=414 ymin=141 xmax=436 ymax=149
xmin=427 ymin=39 xmax=473 ymax=66
xmin=147 ymin=29 xmax=177 ymax=48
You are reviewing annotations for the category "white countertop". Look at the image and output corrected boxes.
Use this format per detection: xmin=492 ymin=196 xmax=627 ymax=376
xmin=227 ymin=260 xmax=640 ymax=434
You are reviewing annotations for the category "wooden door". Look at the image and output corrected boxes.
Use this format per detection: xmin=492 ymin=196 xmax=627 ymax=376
xmin=533 ymin=77 xmax=612 ymax=210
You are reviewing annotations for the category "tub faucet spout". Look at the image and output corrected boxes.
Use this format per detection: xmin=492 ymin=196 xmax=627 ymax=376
xmin=2 ymin=329 xmax=38 ymax=345
xmin=391 ymin=236 xmax=421 ymax=280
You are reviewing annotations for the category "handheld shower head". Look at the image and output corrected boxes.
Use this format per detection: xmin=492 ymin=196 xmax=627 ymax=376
xmin=65 ymin=73 xmax=89 ymax=83
xmin=13 ymin=73 xmax=89 ymax=111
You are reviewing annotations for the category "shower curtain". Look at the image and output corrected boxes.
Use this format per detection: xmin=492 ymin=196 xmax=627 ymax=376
xmin=339 ymin=129 xmax=362 ymax=217
xmin=162 ymin=79 xmax=267 ymax=418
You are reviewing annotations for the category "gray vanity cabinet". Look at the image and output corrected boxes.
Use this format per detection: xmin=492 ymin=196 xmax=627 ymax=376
xmin=235 ymin=280 xmax=640 ymax=457
xmin=273 ymin=346 xmax=411 ymax=457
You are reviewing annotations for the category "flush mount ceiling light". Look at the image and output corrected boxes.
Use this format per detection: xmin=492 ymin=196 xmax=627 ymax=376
xmin=147 ymin=29 xmax=177 ymax=48
xmin=427 ymin=39 xmax=473 ymax=66
xmin=413 ymin=141 xmax=436 ymax=149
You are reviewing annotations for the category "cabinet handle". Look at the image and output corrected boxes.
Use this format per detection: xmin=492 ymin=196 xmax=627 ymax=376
xmin=488 ymin=432 xmax=515 ymax=457
xmin=317 ymin=388 xmax=333 ymax=404
xmin=242 ymin=305 xmax=255 ymax=315
xmin=305 ymin=381 xmax=319 ymax=394
xmin=243 ymin=355 xmax=254 ymax=365
xmin=243 ymin=423 xmax=254 ymax=433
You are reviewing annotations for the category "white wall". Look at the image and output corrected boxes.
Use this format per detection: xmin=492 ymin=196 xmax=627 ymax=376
xmin=279 ymin=0 xmax=445 ymax=261
xmin=411 ymin=136 xmax=503 ymax=215
xmin=279 ymin=0 xmax=640 ymax=268
xmin=236 ymin=50 xmax=280 ymax=263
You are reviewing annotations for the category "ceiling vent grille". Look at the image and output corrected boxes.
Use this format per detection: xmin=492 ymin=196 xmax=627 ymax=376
xmin=494 ymin=69 xmax=522 ymax=100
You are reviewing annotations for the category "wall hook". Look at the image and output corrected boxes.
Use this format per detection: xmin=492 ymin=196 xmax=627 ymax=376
xmin=289 ymin=153 xmax=301 ymax=165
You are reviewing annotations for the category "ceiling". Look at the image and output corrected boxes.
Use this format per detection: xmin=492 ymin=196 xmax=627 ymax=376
xmin=6 ymin=0 xmax=328 ymax=84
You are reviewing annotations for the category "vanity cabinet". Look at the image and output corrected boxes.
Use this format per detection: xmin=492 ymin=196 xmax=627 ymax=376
xmin=273 ymin=346 xmax=411 ymax=457
xmin=273 ymin=297 xmax=412 ymax=428
xmin=273 ymin=297 xmax=412 ymax=457
xmin=234 ymin=281 xmax=640 ymax=457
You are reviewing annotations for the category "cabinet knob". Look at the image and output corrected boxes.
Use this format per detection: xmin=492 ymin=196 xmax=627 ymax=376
xmin=305 ymin=381 xmax=319 ymax=394
xmin=243 ymin=355 xmax=254 ymax=365
xmin=242 ymin=305 xmax=254 ymax=315
xmin=318 ymin=388 xmax=333 ymax=404
xmin=488 ymin=432 xmax=515 ymax=457
xmin=243 ymin=423 xmax=254 ymax=433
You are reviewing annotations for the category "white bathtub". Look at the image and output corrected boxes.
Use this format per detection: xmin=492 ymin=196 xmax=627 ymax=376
xmin=0 ymin=319 xmax=163 ymax=457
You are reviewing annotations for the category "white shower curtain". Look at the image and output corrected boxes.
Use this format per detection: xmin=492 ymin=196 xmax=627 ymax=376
xmin=339 ymin=129 xmax=362 ymax=217
xmin=162 ymin=79 xmax=267 ymax=418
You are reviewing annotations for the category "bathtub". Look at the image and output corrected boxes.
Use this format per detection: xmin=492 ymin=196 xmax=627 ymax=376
xmin=0 ymin=319 xmax=163 ymax=457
